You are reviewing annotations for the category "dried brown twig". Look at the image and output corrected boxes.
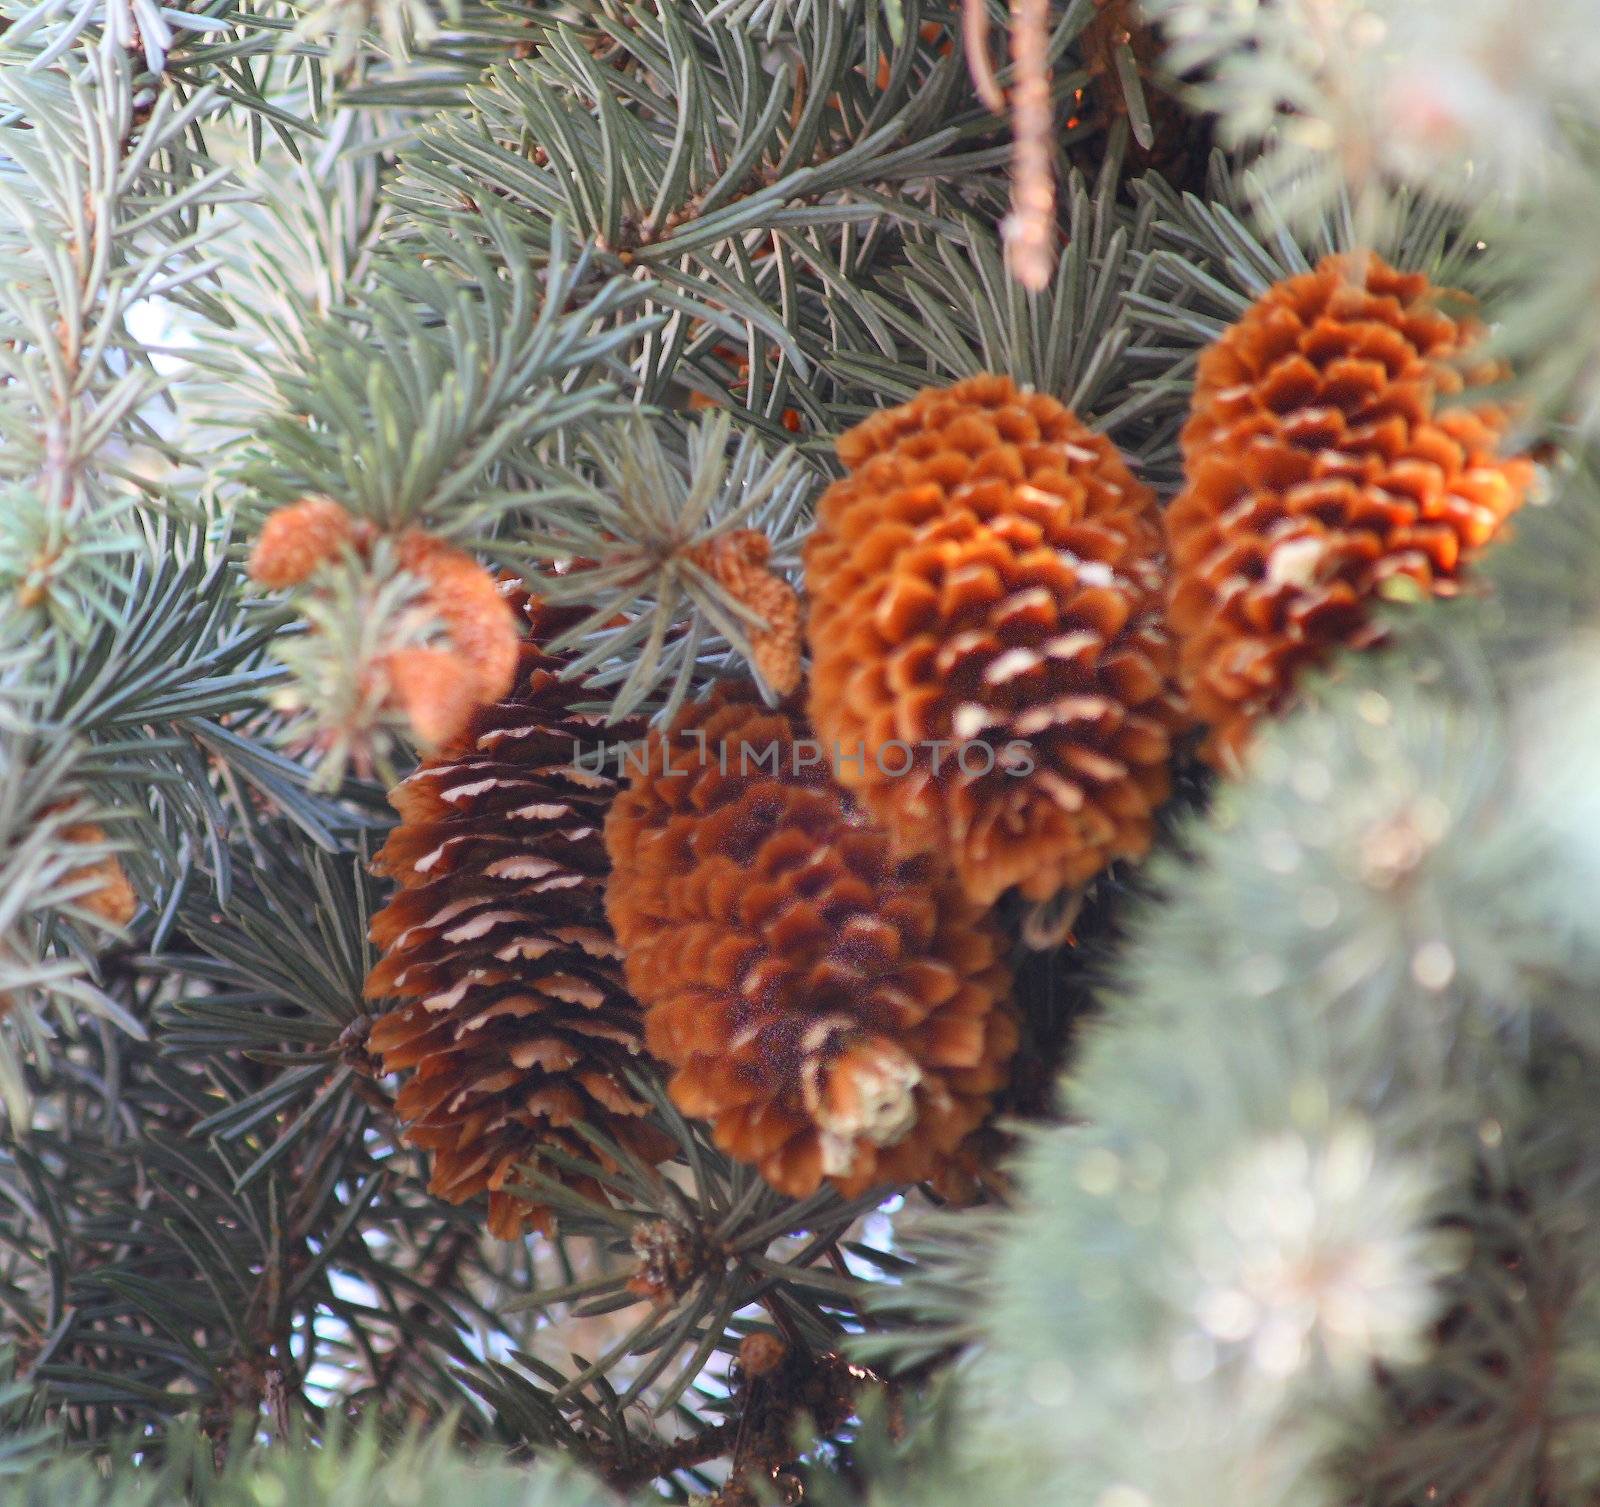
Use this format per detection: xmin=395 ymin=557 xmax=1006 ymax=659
xmin=959 ymin=0 xmax=1058 ymax=292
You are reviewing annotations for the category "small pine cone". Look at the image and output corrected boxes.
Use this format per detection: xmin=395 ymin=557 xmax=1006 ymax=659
xmin=396 ymin=531 xmax=521 ymax=706
xmin=381 ymin=646 xmax=481 ymax=752
xmin=365 ymin=593 xmax=670 ymax=1239
xmin=687 ymin=529 xmax=803 ymax=695
xmin=248 ymin=498 xmax=360 ymax=588
xmin=604 ymin=682 xmax=1017 ymax=1198
xmin=804 ymin=374 xmax=1186 ymax=906
xmin=1168 ymin=254 xmax=1536 ymax=766
xmin=59 ymin=821 xmax=137 ymax=927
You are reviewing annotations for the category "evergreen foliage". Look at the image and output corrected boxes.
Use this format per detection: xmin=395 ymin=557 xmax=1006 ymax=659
xmin=2 ymin=0 xmax=1599 ymax=1501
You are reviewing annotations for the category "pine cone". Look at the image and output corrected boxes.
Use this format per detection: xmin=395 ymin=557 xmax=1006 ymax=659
xmin=365 ymin=592 xmax=669 ymax=1238
xmin=803 ymin=374 xmax=1186 ymax=906
xmin=1167 ymin=253 xmax=1536 ymax=766
xmin=604 ymin=682 xmax=1017 ymax=1198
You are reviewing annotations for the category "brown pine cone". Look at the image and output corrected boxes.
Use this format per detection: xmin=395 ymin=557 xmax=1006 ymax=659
xmin=365 ymin=592 xmax=670 ymax=1238
xmin=804 ymin=374 xmax=1186 ymax=907
xmin=604 ymin=681 xmax=1017 ymax=1199
xmin=1167 ymin=253 xmax=1536 ymax=767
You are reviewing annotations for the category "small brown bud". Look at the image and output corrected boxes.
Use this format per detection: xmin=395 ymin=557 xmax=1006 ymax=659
xmin=381 ymin=647 xmax=480 ymax=753
xmin=626 ymin=1218 xmax=701 ymax=1304
xmin=687 ymin=529 xmax=802 ymax=695
xmin=396 ymin=531 xmax=521 ymax=705
xmin=248 ymin=498 xmax=360 ymax=588
xmin=58 ymin=822 xmax=137 ymax=927
xmin=737 ymin=1330 xmax=788 ymax=1379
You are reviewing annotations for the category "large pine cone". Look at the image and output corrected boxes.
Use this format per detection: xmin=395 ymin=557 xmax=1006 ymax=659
xmin=804 ymin=374 xmax=1186 ymax=906
xmin=365 ymin=592 xmax=669 ymax=1239
xmin=1168 ymin=254 xmax=1536 ymax=766
xmin=604 ymin=682 xmax=1017 ymax=1198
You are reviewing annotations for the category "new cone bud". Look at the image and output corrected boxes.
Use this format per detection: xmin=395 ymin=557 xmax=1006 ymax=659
xmin=248 ymin=498 xmax=362 ymax=588
xmin=396 ymin=530 xmax=521 ymax=706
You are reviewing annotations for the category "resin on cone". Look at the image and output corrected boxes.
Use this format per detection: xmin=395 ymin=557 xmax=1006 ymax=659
xmin=604 ymin=681 xmax=1017 ymax=1198
xmin=804 ymin=374 xmax=1186 ymax=906
xmin=1167 ymin=253 xmax=1536 ymax=766
xmin=365 ymin=590 xmax=669 ymax=1238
